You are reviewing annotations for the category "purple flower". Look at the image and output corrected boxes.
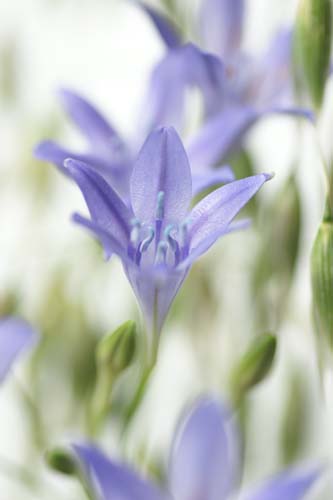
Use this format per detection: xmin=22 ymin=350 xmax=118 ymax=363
xmin=34 ymin=88 xmax=235 ymax=200
xmin=73 ymin=397 xmax=322 ymax=500
xmin=0 ymin=316 xmax=37 ymax=383
xmin=65 ymin=127 xmax=270 ymax=341
xmin=137 ymin=0 xmax=313 ymax=169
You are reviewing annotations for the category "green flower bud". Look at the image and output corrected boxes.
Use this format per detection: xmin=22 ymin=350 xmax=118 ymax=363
xmin=45 ymin=447 xmax=77 ymax=476
xmin=311 ymin=218 xmax=333 ymax=350
xmin=89 ymin=321 xmax=137 ymax=434
xmin=295 ymin=0 xmax=332 ymax=109
xmin=97 ymin=320 xmax=136 ymax=376
xmin=231 ymin=333 xmax=277 ymax=400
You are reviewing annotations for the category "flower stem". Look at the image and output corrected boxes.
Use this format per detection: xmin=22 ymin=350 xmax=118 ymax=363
xmin=121 ymin=291 xmax=159 ymax=438
xmin=87 ymin=370 xmax=115 ymax=437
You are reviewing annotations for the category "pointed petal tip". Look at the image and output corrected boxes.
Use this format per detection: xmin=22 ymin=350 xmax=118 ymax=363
xmin=33 ymin=140 xmax=54 ymax=160
xmin=63 ymin=157 xmax=75 ymax=169
xmin=264 ymin=172 xmax=275 ymax=181
xmin=63 ymin=157 xmax=91 ymax=174
xmin=56 ymin=86 xmax=75 ymax=103
xmin=71 ymin=212 xmax=82 ymax=224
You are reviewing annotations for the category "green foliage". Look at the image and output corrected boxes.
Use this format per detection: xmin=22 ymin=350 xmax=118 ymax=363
xmin=295 ymin=0 xmax=332 ymax=109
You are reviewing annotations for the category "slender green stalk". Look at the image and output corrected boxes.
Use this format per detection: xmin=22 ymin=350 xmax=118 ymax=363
xmin=121 ymin=290 xmax=159 ymax=437
xmin=87 ymin=370 xmax=115 ymax=437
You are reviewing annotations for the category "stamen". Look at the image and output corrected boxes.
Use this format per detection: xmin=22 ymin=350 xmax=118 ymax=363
xmin=139 ymin=227 xmax=155 ymax=253
xmin=156 ymin=191 xmax=165 ymax=220
xmin=164 ymin=224 xmax=180 ymax=265
xmin=155 ymin=241 xmax=168 ymax=266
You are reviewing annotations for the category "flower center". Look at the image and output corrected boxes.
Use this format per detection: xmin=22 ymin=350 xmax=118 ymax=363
xmin=128 ymin=191 xmax=189 ymax=268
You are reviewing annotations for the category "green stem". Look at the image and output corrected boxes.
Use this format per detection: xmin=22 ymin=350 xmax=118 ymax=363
xmin=121 ymin=291 xmax=159 ymax=437
xmin=88 ymin=370 xmax=115 ymax=437
xmin=121 ymin=360 xmax=156 ymax=437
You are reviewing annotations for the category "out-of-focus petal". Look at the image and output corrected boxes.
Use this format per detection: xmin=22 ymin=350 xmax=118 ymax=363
xmin=34 ymin=141 xmax=133 ymax=199
xmin=265 ymin=107 xmax=314 ymax=121
xmin=65 ymin=159 xmax=132 ymax=247
xmin=188 ymin=174 xmax=271 ymax=252
xmin=255 ymin=29 xmax=293 ymax=106
xmin=34 ymin=140 xmax=76 ymax=176
xmin=240 ymin=466 xmax=323 ymax=500
xmin=73 ymin=444 xmax=168 ymax=500
xmin=58 ymin=88 xmax=126 ymax=157
xmin=187 ymin=105 xmax=313 ymax=170
xmin=187 ymin=106 xmax=258 ymax=169
xmin=199 ymin=0 xmax=244 ymax=59
xmin=130 ymin=127 xmax=192 ymax=224
xmin=142 ymin=44 xmax=225 ymax=132
xmin=192 ymin=166 xmax=235 ymax=198
xmin=168 ymin=397 xmax=240 ymax=500
xmin=0 ymin=317 xmax=38 ymax=383
xmin=135 ymin=1 xmax=181 ymax=49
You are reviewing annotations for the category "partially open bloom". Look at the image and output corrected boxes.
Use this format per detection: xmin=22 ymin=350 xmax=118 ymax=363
xmin=67 ymin=127 xmax=270 ymax=340
xmin=34 ymin=88 xmax=235 ymax=200
xmin=74 ymin=397 xmax=321 ymax=500
xmin=138 ymin=0 xmax=313 ymax=168
xmin=0 ymin=316 xmax=37 ymax=383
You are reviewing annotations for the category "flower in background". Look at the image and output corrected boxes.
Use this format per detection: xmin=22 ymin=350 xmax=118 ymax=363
xmin=138 ymin=0 xmax=313 ymax=169
xmin=0 ymin=316 xmax=37 ymax=383
xmin=34 ymin=88 xmax=235 ymax=200
xmin=73 ymin=397 xmax=322 ymax=500
xmin=65 ymin=127 xmax=270 ymax=344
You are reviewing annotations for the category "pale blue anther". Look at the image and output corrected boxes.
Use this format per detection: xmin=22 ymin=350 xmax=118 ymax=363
xmin=155 ymin=240 xmax=168 ymax=265
xmin=156 ymin=191 xmax=165 ymax=220
xmin=139 ymin=226 xmax=155 ymax=253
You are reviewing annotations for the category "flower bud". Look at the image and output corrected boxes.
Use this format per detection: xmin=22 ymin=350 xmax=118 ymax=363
xmin=96 ymin=320 xmax=136 ymax=377
xmin=311 ymin=218 xmax=333 ymax=350
xmin=295 ymin=0 xmax=332 ymax=109
xmin=89 ymin=322 xmax=137 ymax=434
xmin=46 ymin=447 xmax=77 ymax=475
xmin=231 ymin=333 xmax=277 ymax=399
